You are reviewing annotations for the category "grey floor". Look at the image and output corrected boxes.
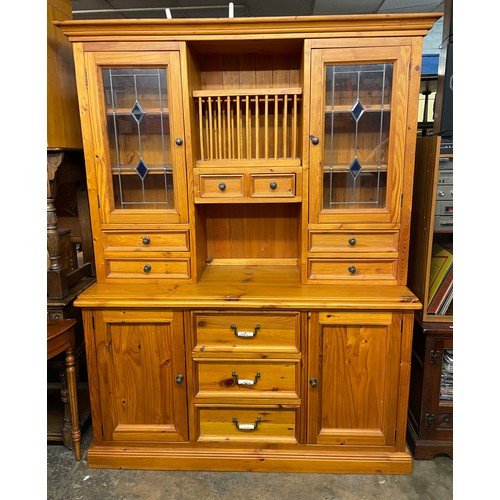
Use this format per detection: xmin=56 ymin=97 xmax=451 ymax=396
xmin=47 ymin=425 xmax=453 ymax=500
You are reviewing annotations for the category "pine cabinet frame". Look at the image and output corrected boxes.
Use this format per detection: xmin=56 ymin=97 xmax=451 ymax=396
xmin=58 ymin=13 xmax=441 ymax=473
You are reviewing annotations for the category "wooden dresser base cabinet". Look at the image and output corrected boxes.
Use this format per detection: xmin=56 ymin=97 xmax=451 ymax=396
xmin=77 ymin=267 xmax=420 ymax=473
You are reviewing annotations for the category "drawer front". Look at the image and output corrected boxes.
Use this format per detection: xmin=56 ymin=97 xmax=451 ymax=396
xmin=106 ymin=258 xmax=191 ymax=279
xmin=250 ymin=174 xmax=295 ymax=198
xmin=194 ymin=360 xmax=299 ymax=399
xmin=308 ymin=258 xmax=397 ymax=281
xmin=192 ymin=312 xmax=300 ymax=354
xmin=308 ymin=230 xmax=398 ymax=253
xmin=102 ymin=230 xmax=190 ymax=252
xmin=196 ymin=406 xmax=298 ymax=444
xmin=198 ymin=175 xmax=244 ymax=198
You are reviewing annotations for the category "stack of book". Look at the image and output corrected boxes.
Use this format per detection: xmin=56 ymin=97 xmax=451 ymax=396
xmin=427 ymin=242 xmax=453 ymax=315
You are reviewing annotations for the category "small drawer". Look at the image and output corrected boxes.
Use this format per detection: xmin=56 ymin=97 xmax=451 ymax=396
xmin=194 ymin=360 xmax=299 ymax=399
xmin=106 ymin=258 xmax=191 ymax=279
xmin=250 ymin=174 xmax=295 ymax=198
xmin=308 ymin=230 xmax=398 ymax=253
xmin=102 ymin=230 xmax=190 ymax=252
xmin=192 ymin=311 xmax=300 ymax=354
xmin=195 ymin=406 xmax=298 ymax=444
xmin=198 ymin=175 xmax=244 ymax=198
xmin=308 ymin=258 xmax=397 ymax=281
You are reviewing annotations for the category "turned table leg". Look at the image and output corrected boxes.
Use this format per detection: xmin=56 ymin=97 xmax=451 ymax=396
xmin=65 ymin=348 xmax=81 ymax=461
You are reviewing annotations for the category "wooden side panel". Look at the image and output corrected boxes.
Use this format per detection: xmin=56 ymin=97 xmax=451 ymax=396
xmin=94 ymin=310 xmax=188 ymax=442
xmin=47 ymin=0 xmax=82 ymax=149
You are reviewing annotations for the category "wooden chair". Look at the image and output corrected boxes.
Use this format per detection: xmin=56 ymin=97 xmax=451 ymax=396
xmin=47 ymin=318 xmax=81 ymax=460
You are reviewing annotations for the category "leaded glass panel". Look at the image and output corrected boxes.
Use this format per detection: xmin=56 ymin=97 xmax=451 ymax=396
xmin=103 ymin=68 xmax=174 ymax=210
xmin=323 ymin=63 xmax=393 ymax=210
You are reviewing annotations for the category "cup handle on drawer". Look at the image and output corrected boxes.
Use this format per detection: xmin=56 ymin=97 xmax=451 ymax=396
xmin=232 ymin=416 xmax=261 ymax=431
xmin=232 ymin=371 xmax=261 ymax=386
xmin=230 ymin=323 xmax=260 ymax=338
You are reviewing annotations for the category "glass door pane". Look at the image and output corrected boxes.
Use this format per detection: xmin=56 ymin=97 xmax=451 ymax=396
xmin=322 ymin=63 xmax=393 ymax=210
xmin=103 ymin=68 xmax=174 ymax=210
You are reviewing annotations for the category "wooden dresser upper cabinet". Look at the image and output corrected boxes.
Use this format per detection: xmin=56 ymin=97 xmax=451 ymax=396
xmin=73 ymin=48 xmax=192 ymax=283
xmin=305 ymin=39 xmax=422 ymax=285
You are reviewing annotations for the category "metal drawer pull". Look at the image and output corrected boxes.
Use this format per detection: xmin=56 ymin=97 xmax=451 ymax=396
xmin=269 ymin=181 xmax=277 ymax=190
xmin=232 ymin=416 xmax=261 ymax=431
xmin=218 ymin=182 xmax=227 ymax=191
xmin=348 ymin=237 xmax=357 ymax=246
xmin=348 ymin=265 xmax=356 ymax=274
xmin=230 ymin=323 xmax=260 ymax=338
xmin=232 ymin=371 xmax=261 ymax=386
xmin=142 ymin=236 xmax=151 ymax=245
xmin=143 ymin=264 xmax=152 ymax=273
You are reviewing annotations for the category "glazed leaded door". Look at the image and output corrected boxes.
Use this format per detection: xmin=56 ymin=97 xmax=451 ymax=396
xmin=85 ymin=51 xmax=188 ymax=224
xmin=309 ymin=46 xmax=411 ymax=224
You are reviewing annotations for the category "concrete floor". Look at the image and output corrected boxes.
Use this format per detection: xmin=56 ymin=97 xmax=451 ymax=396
xmin=47 ymin=426 xmax=453 ymax=499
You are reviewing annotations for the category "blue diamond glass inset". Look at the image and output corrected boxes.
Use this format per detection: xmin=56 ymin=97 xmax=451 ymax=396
xmin=131 ymin=101 xmax=145 ymax=124
xmin=349 ymin=157 xmax=363 ymax=180
xmin=135 ymin=158 xmax=149 ymax=180
xmin=350 ymin=98 xmax=365 ymax=122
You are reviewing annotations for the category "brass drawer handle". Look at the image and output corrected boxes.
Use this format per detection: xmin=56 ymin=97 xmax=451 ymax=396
xmin=232 ymin=371 xmax=261 ymax=386
xmin=230 ymin=323 xmax=260 ymax=338
xmin=232 ymin=416 xmax=261 ymax=431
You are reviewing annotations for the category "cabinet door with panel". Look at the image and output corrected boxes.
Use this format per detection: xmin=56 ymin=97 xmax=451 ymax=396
xmin=83 ymin=50 xmax=188 ymax=225
xmin=307 ymin=311 xmax=409 ymax=449
xmin=89 ymin=309 xmax=188 ymax=444
xmin=309 ymin=44 xmax=411 ymax=225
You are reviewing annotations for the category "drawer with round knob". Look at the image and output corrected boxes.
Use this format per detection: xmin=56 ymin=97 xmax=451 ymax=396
xmin=250 ymin=173 xmax=296 ymax=198
xmin=198 ymin=174 xmax=245 ymax=199
xmin=105 ymin=258 xmax=191 ymax=280
xmin=102 ymin=230 xmax=190 ymax=252
xmin=307 ymin=258 xmax=398 ymax=282
xmin=308 ymin=230 xmax=398 ymax=254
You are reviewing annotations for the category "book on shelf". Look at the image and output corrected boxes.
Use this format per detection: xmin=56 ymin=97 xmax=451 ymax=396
xmin=427 ymin=242 xmax=453 ymax=309
xmin=428 ymin=265 xmax=453 ymax=315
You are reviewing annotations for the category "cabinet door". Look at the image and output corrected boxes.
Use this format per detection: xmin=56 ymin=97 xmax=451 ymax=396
xmin=85 ymin=51 xmax=188 ymax=224
xmin=424 ymin=336 xmax=453 ymax=442
xmin=309 ymin=45 xmax=411 ymax=224
xmin=307 ymin=311 xmax=402 ymax=447
xmin=93 ymin=309 xmax=188 ymax=442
